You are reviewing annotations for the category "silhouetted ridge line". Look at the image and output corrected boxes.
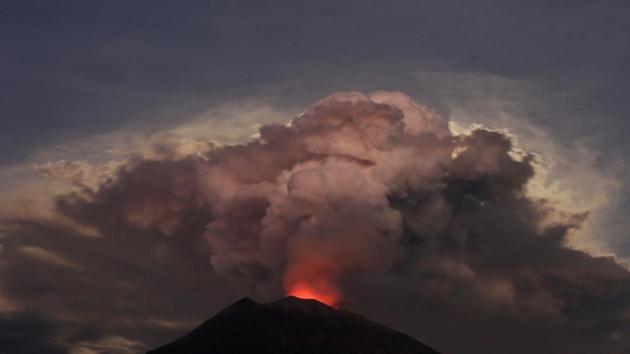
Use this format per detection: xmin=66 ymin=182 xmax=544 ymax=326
xmin=147 ymin=296 xmax=439 ymax=354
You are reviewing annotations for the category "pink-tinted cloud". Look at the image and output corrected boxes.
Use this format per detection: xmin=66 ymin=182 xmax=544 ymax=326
xmin=6 ymin=91 xmax=630 ymax=353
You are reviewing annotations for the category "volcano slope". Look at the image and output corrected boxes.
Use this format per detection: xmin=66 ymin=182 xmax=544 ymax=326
xmin=147 ymin=296 xmax=439 ymax=354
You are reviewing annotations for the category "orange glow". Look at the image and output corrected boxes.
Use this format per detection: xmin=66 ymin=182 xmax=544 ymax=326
xmin=287 ymin=283 xmax=339 ymax=307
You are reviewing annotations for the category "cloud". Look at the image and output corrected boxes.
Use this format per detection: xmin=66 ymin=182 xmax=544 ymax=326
xmin=0 ymin=312 xmax=65 ymax=354
xmin=412 ymin=70 xmax=627 ymax=259
xmin=0 ymin=97 xmax=299 ymax=352
xmin=0 ymin=217 xmax=239 ymax=353
xmin=68 ymin=335 xmax=144 ymax=354
xmin=0 ymin=97 xmax=296 ymax=238
xmin=18 ymin=246 xmax=83 ymax=271
xmin=2 ymin=91 xmax=630 ymax=353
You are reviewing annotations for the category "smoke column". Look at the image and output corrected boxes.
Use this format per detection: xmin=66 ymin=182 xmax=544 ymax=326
xmin=58 ymin=92 xmax=630 ymax=353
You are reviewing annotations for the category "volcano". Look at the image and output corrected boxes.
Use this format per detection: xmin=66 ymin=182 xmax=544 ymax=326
xmin=146 ymin=296 xmax=439 ymax=354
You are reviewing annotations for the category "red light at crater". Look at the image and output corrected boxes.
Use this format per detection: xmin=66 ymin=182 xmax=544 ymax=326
xmin=287 ymin=283 xmax=339 ymax=307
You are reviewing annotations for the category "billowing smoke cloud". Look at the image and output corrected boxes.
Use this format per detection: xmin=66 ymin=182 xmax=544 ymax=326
xmin=54 ymin=91 xmax=630 ymax=353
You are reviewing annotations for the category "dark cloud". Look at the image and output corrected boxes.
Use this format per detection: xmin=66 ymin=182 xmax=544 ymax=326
xmin=0 ymin=312 xmax=64 ymax=354
xmin=2 ymin=91 xmax=623 ymax=353
xmin=0 ymin=216 xmax=239 ymax=353
xmin=2 ymin=0 xmax=629 ymax=165
xmin=57 ymin=158 xmax=210 ymax=236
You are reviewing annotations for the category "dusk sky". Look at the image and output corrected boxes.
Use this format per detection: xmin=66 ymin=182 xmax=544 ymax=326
xmin=1 ymin=1 xmax=630 ymax=353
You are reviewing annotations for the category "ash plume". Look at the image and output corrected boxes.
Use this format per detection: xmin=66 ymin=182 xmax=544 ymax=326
xmin=57 ymin=91 xmax=630 ymax=353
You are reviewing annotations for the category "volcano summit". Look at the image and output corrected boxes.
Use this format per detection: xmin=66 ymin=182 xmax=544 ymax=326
xmin=147 ymin=296 xmax=439 ymax=354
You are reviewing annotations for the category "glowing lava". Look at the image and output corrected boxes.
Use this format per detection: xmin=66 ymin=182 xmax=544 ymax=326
xmin=287 ymin=283 xmax=339 ymax=307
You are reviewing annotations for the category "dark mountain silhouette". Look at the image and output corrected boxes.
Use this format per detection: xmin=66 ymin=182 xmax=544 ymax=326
xmin=147 ymin=296 xmax=439 ymax=354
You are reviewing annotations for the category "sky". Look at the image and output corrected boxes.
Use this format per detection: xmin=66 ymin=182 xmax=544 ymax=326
xmin=1 ymin=1 xmax=630 ymax=353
